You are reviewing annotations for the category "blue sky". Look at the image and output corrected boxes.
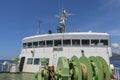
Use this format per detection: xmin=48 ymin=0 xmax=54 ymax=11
xmin=0 ymin=0 xmax=120 ymax=59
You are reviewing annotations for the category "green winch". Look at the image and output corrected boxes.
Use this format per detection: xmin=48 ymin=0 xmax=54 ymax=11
xmin=35 ymin=55 xmax=112 ymax=80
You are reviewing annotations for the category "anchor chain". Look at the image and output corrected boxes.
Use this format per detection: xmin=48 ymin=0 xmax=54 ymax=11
xmin=49 ymin=66 xmax=55 ymax=80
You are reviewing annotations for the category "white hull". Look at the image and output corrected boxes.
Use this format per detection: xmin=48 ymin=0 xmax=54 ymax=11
xmin=20 ymin=46 xmax=112 ymax=73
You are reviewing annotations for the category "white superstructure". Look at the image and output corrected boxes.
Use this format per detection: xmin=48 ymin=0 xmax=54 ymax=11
xmin=19 ymin=9 xmax=112 ymax=73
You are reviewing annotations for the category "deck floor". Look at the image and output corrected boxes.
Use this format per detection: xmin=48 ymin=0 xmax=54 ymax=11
xmin=0 ymin=73 xmax=36 ymax=80
xmin=0 ymin=72 xmax=120 ymax=80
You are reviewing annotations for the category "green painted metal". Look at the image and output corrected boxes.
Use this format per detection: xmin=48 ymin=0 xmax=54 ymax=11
xmin=56 ymin=57 xmax=70 ymax=80
xmin=40 ymin=58 xmax=49 ymax=63
xmin=40 ymin=58 xmax=49 ymax=66
xmin=12 ymin=57 xmax=19 ymax=62
xmin=79 ymin=56 xmax=93 ymax=80
xmin=35 ymin=71 xmax=43 ymax=80
xmin=89 ymin=56 xmax=103 ymax=80
xmin=34 ymin=56 xmax=111 ymax=80
xmin=69 ymin=56 xmax=82 ymax=80
xmin=44 ymin=70 xmax=49 ymax=80
xmin=35 ymin=65 xmax=49 ymax=80
xmin=96 ymin=56 xmax=111 ymax=80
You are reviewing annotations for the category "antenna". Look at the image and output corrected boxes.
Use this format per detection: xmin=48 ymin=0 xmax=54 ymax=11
xmin=56 ymin=8 xmax=74 ymax=33
xmin=36 ymin=19 xmax=42 ymax=35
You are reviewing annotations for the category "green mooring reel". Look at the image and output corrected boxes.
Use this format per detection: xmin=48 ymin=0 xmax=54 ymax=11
xmin=69 ymin=56 xmax=82 ymax=80
xmin=96 ymin=56 xmax=111 ymax=80
xmin=35 ymin=56 xmax=112 ymax=80
xmin=79 ymin=56 xmax=93 ymax=80
xmin=89 ymin=56 xmax=103 ymax=80
xmin=56 ymin=57 xmax=70 ymax=80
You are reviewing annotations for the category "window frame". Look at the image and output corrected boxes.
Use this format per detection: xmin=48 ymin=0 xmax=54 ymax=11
xmin=63 ymin=39 xmax=71 ymax=46
xmin=23 ymin=43 xmax=27 ymax=48
xmin=72 ymin=39 xmax=80 ymax=46
xmin=33 ymin=42 xmax=38 ymax=48
xmin=100 ymin=39 xmax=108 ymax=46
xmin=39 ymin=41 xmax=45 ymax=47
xmin=27 ymin=42 xmax=32 ymax=48
xmin=46 ymin=40 xmax=53 ymax=47
xmin=54 ymin=40 xmax=62 ymax=46
xmin=27 ymin=58 xmax=33 ymax=64
xmin=82 ymin=39 xmax=90 ymax=46
xmin=91 ymin=39 xmax=99 ymax=46
xmin=34 ymin=58 xmax=40 ymax=65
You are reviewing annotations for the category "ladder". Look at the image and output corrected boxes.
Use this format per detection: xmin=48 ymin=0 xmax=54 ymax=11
xmin=53 ymin=53 xmax=57 ymax=67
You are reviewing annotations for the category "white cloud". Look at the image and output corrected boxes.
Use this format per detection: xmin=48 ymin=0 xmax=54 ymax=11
xmin=112 ymin=43 xmax=120 ymax=54
xmin=99 ymin=0 xmax=120 ymax=10
xmin=112 ymin=43 xmax=120 ymax=48
xmin=109 ymin=29 xmax=120 ymax=36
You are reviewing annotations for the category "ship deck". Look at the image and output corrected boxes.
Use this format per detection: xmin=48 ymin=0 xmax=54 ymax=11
xmin=0 ymin=72 xmax=120 ymax=80
xmin=0 ymin=73 xmax=36 ymax=80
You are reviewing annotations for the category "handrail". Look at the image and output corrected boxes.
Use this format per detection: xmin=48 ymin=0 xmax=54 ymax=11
xmin=114 ymin=67 xmax=120 ymax=79
xmin=0 ymin=62 xmax=3 ymax=72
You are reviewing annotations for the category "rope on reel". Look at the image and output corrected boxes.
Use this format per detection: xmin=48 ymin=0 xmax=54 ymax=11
xmin=35 ymin=55 xmax=112 ymax=80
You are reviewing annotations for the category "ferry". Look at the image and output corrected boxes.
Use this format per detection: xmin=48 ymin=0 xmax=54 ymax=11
xmin=0 ymin=9 xmax=119 ymax=80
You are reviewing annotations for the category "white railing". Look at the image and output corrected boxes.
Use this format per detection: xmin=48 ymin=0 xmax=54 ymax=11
xmin=0 ymin=63 xmax=3 ymax=72
xmin=0 ymin=62 xmax=11 ymax=72
xmin=114 ymin=67 xmax=120 ymax=80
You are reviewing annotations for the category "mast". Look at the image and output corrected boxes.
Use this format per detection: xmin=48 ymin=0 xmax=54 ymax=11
xmin=36 ymin=19 xmax=42 ymax=35
xmin=56 ymin=8 xmax=73 ymax=33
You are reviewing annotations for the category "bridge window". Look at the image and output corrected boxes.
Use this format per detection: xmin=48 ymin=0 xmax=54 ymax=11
xmin=23 ymin=43 xmax=27 ymax=48
xmin=54 ymin=40 xmax=61 ymax=46
xmin=82 ymin=39 xmax=90 ymax=46
xmin=34 ymin=58 xmax=40 ymax=65
xmin=72 ymin=39 xmax=80 ymax=46
xmin=33 ymin=42 xmax=38 ymax=48
xmin=63 ymin=40 xmax=71 ymax=46
xmin=28 ymin=42 xmax=32 ymax=48
xmin=39 ymin=41 xmax=45 ymax=47
xmin=46 ymin=40 xmax=53 ymax=47
xmin=91 ymin=39 xmax=99 ymax=46
xmin=27 ymin=58 xmax=33 ymax=64
xmin=100 ymin=40 xmax=108 ymax=46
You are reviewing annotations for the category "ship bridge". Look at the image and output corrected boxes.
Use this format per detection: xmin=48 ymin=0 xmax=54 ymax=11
xmin=22 ymin=32 xmax=110 ymax=48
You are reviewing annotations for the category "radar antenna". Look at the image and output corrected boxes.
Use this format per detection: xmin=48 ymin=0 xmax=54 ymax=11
xmin=36 ymin=19 xmax=42 ymax=35
xmin=56 ymin=8 xmax=74 ymax=33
